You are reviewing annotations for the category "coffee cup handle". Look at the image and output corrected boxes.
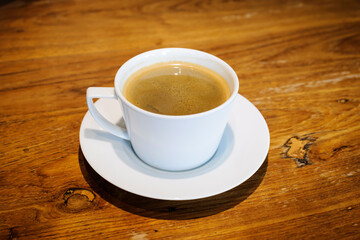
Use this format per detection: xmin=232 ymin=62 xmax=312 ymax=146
xmin=86 ymin=87 xmax=130 ymax=140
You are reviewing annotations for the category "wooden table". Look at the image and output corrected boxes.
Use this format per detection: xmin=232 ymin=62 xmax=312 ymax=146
xmin=1 ymin=0 xmax=359 ymax=239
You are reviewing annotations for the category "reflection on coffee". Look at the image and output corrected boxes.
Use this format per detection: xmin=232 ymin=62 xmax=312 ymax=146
xmin=123 ymin=61 xmax=231 ymax=115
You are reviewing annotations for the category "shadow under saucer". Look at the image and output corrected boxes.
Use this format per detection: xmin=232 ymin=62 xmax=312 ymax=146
xmin=78 ymin=146 xmax=268 ymax=220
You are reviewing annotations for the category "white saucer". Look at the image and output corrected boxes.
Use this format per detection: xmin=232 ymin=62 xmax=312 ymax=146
xmin=79 ymin=94 xmax=270 ymax=200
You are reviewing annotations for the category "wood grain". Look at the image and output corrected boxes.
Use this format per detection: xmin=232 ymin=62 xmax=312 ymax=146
xmin=1 ymin=0 xmax=359 ymax=239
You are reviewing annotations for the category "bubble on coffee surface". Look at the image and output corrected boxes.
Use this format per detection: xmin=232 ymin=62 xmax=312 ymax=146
xmin=123 ymin=61 xmax=231 ymax=115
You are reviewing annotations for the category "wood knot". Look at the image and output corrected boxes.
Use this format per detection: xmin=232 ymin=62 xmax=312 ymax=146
xmin=63 ymin=188 xmax=96 ymax=211
xmin=283 ymin=136 xmax=317 ymax=167
xmin=337 ymin=98 xmax=349 ymax=104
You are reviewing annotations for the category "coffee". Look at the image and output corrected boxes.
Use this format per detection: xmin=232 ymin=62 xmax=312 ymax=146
xmin=123 ymin=61 xmax=231 ymax=115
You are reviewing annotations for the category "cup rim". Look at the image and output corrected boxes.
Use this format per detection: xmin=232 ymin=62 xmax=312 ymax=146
xmin=114 ymin=48 xmax=239 ymax=119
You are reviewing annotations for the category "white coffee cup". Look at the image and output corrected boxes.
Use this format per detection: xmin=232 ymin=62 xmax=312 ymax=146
xmin=87 ymin=48 xmax=239 ymax=171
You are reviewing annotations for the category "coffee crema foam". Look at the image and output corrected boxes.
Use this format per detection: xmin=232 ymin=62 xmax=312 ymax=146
xmin=123 ymin=61 xmax=231 ymax=115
